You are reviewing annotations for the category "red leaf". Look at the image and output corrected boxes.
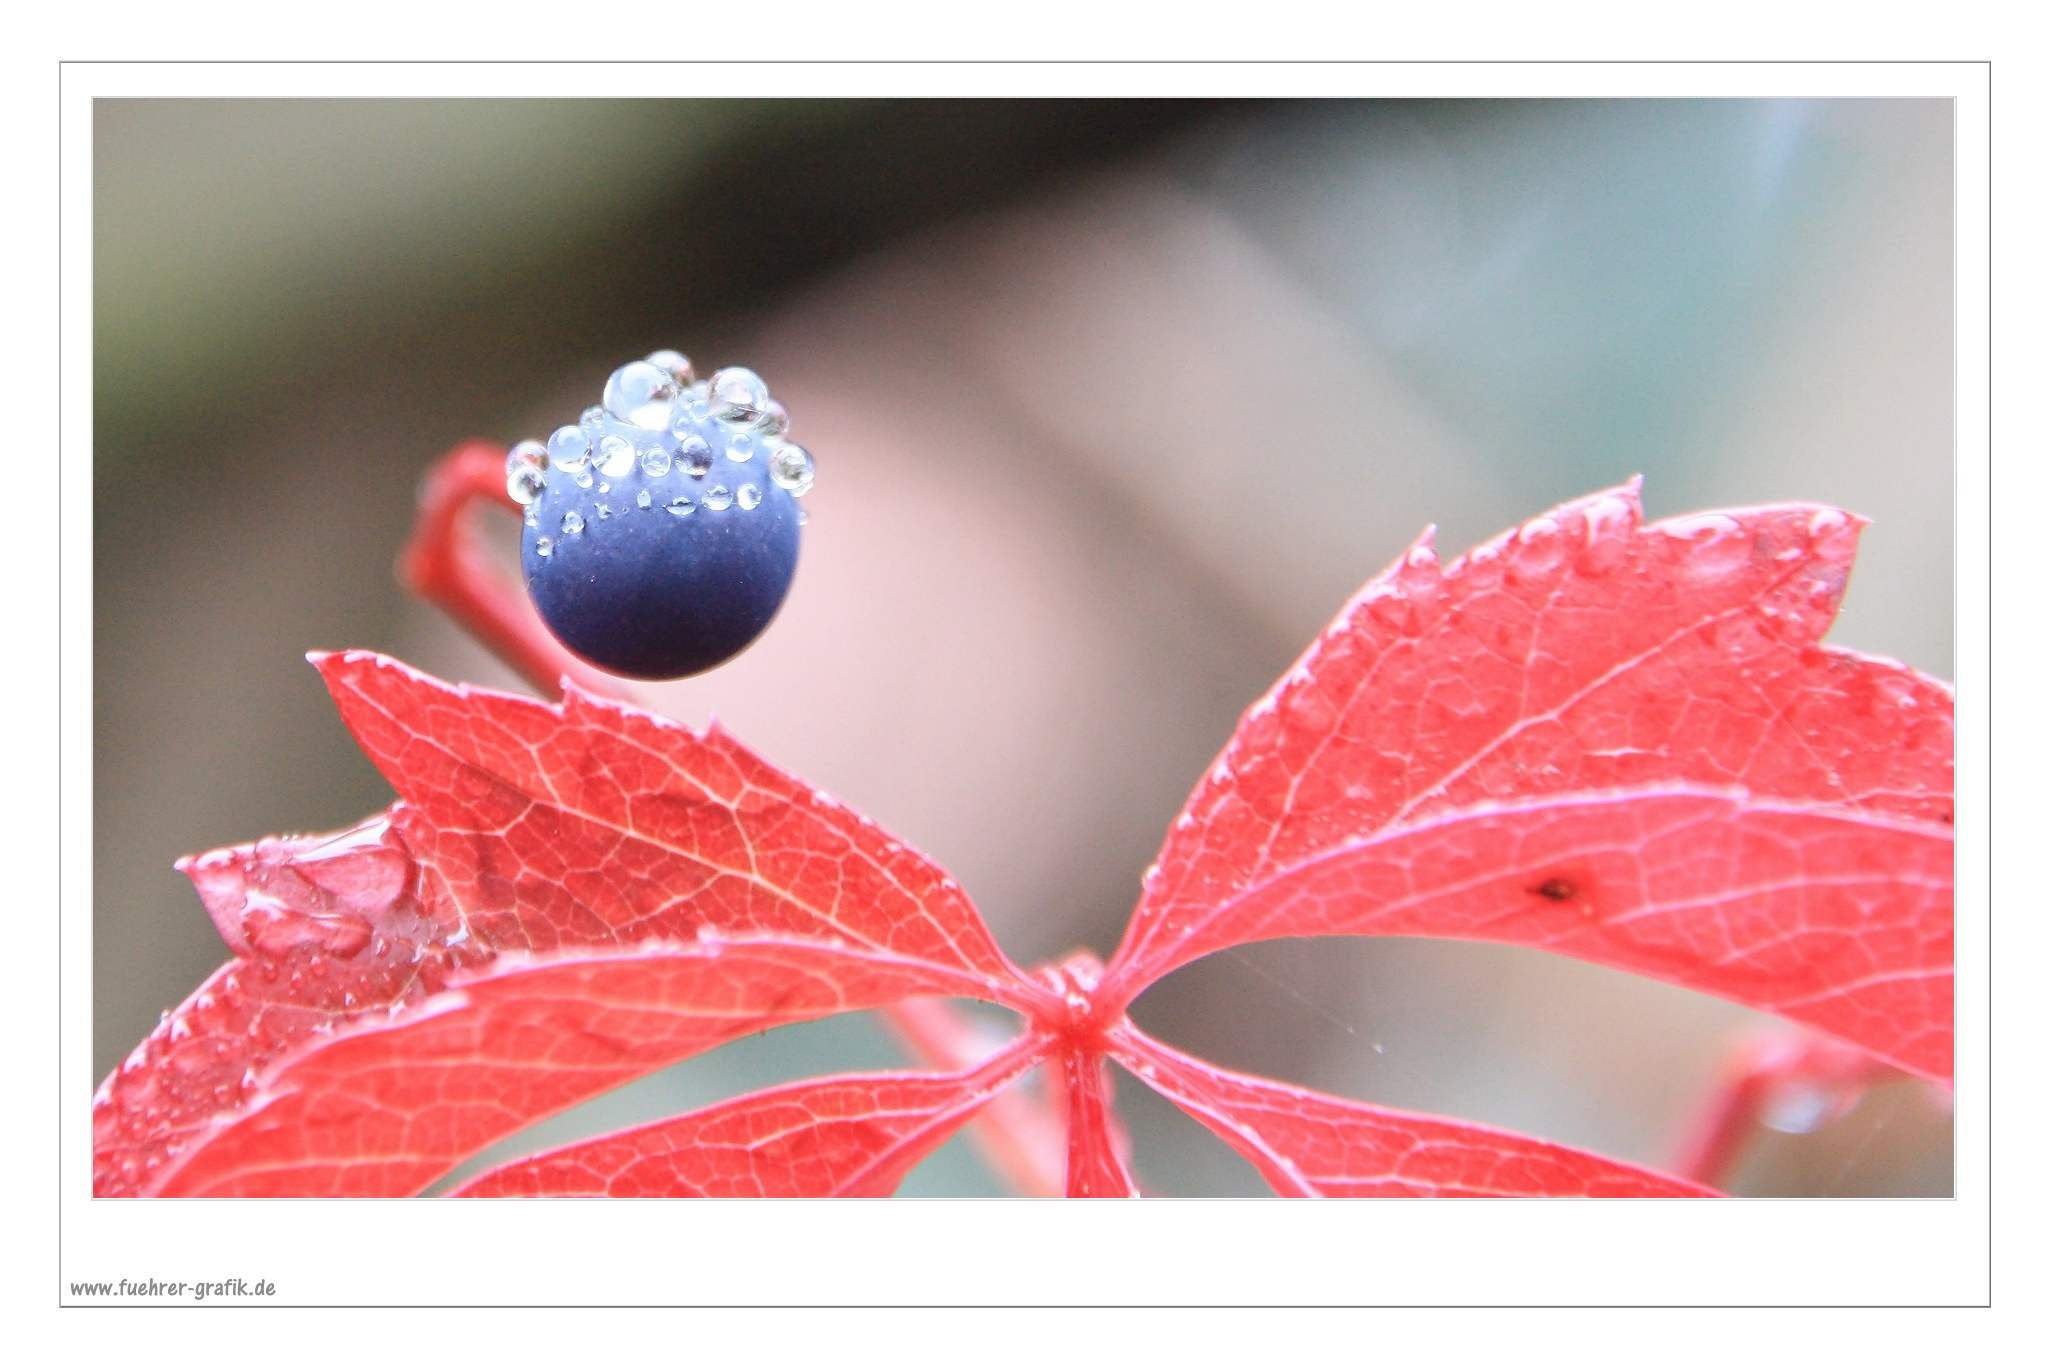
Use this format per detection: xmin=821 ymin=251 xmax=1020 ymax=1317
xmin=1110 ymin=1023 xmax=1712 ymax=1197
xmin=99 ymin=475 xmax=1953 ymax=1200
xmin=1102 ymin=788 xmax=1951 ymax=1080
xmin=313 ymin=650 xmax=1036 ymax=1004
xmin=152 ymin=938 xmax=978 ymax=1196
xmin=454 ymin=1038 xmax=1048 ymax=1197
xmin=96 ymin=651 xmax=1048 ymax=1196
xmin=1102 ymin=483 xmax=1953 ymax=1078
xmin=98 ymin=814 xmax=454 ymax=1196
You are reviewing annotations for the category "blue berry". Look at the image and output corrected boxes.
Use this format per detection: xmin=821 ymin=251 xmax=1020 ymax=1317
xmin=511 ymin=354 xmax=815 ymax=680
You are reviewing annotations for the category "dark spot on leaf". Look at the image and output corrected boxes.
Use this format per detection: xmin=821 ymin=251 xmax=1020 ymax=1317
xmin=1533 ymin=877 xmax=1577 ymax=902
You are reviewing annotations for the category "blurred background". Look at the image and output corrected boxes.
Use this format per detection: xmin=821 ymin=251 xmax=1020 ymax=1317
xmin=94 ymin=97 xmax=1953 ymax=1196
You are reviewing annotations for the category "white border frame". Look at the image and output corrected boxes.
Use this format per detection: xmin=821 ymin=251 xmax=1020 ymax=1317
xmin=48 ymin=60 xmax=1991 ymax=1309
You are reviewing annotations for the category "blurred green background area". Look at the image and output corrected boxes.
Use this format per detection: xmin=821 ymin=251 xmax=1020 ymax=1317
xmin=94 ymin=97 xmax=1953 ymax=1196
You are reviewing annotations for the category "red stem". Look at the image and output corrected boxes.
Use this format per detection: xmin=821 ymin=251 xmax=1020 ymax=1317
xmin=1670 ymin=1033 xmax=1898 ymax=1190
xmin=400 ymin=439 xmax=1066 ymax=1197
xmin=1062 ymin=1046 xmax=1139 ymax=1197
xmin=398 ymin=440 xmax=617 ymax=699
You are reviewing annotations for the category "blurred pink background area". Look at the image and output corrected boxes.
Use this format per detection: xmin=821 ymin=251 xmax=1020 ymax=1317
xmin=96 ymin=98 xmax=1953 ymax=1194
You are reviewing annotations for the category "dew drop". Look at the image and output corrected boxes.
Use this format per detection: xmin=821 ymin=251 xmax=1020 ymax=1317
xmin=536 ymin=536 xmax=554 ymax=558
xmin=636 ymin=489 xmax=653 ymax=510
xmin=597 ymin=434 xmax=637 ymax=478
xmin=595 ymin=503 xmax=612 ymax=520
xmin=759 ymin=400 xmax=790 ymax=436
xmin=1761 ymin=1084 xmax=1835 ymax=1134
xmin=644 ymin=348 xmax=694 ymax=386
xmin=1508 ymin=515 xmax=1565 ymax=582
xmin=666 ymin=496 xmax=695 ymax=517
xmin=736 ymin=483 xmax=762 ymax=510
xmin=707 ymin=366 xmax=770 ymax=425
xmin=523 ymin=506 xmax=539 ymax=529
xmin=507 ymin=464 xmax=546 ymax=505
xmin=728 ymin=432 xmax=755 ymax=462
xmin=548 ymin=425 xmax=591 ymax=473
xmin=1575 ymin=496 xmax=1634 ymax=577
xmin=604 ymin=360 xmax=679 ymax=429
xmin=639 ymin=445 xmax=673 ymax=477
xmin=505 ymin=440 xmax=548 ymax=505
xmin=241 ymin=904 xmax=373 ymax=960
xmin=1659 ymin=513 xmax=1749 ymax=582
xmin=677 ymin=435 xmax=713 ymax=477
xmin=561 ymin=510 xmax=585 ymax=535
xmin=579 ymin=405 xmax=607 ymax=436
xmin=703 ymin=484 xmax=734 ymax=511
xmin=769 ymin=442 xmax=815 ymax=495
xmin=1809 ymin=508 xmax=1849 ymax=539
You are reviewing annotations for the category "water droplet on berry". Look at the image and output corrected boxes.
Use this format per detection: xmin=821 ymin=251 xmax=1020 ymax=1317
xmin=548 ymin=425 xmax=591 ymax=473
xmin=666 ymin=496 xmax=695 ymax=517
xmin=536 ymin=536 xmax=554 ymax=558
xmin=644 ymin=348 xmax=694 ymax=386
xmin=728 ymin=432 xmax=755 ymax=462
xmin=597 ymin=435 xmax=637 ymax=479
xmin=507 ymin=464 xmax=546 ymax=505
xmin=506 ymin=441 xmax=548 ymax=504
xmin=523 ymin=506 xmax=539 ymax=528
xmin=573 ymin=467 xmax=594 ymax=489
xmin=604 ymin=360 xmax=679 ymax=429
xmin=760 ymin=400 xmax=790 ymax=436
xmin=769 ymin=443 xmax=815 ymax=495
xmin=636 ymin=489 xmax=653 ymax=510
xmin=677 ymin=435 xmax=713 ymax=477
xmin=562 ymin=510 xmax=585 ymax=535
xmin=579 ymin=405 xmax=607 ymax=436
xmin=596 ymin=503 xmax=613 ymax=520
xmin=639 ymin=446 xmax=672 ymax=477
xmin=703 ymin=484 xmax=734 ymax=511
xmin=707 ymin=367 xmax=770 ymax=425
xmin=736 ymin=483 xmax=762 ymax=510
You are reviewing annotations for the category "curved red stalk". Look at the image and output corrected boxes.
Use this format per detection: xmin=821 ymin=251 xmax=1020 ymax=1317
xmin=398 ymin=439 xmax=618 ymax=698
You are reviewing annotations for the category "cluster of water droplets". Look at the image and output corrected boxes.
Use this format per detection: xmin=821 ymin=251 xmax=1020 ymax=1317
xmin=506 ymin=351 xmax=817 ymax=561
